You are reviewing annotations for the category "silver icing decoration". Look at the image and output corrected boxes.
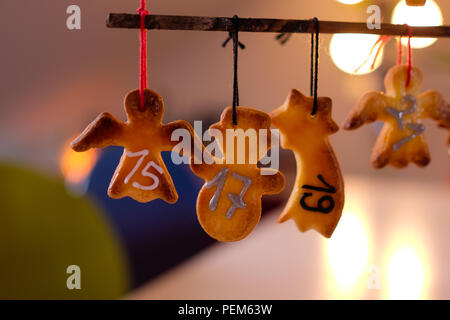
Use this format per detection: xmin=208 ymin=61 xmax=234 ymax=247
xmin=225 ymin=172 xmax=252 ymax=219
xmin=386 ymin=95 xmax=417 ymax=130
xmin=205 ymin=167 xmax=228 ymax=211
xmin=386 ymin=95 xmax=425 ymax=151
xmin=392 ymin=123 xmax=425 ymax=152
xmin=205 ymin=168 xmax=252 ymax=219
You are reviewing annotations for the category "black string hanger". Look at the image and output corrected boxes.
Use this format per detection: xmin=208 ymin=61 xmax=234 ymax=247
xmin=222 ymin=15 xmax=245 ymax=125
xmin=310 ymin=17 xmax=320 ymax=116
xmin=275 ymin=32 xmax=292 ymax=45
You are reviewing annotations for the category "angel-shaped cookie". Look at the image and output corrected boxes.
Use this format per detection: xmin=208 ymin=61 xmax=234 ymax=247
xmin=343 ymin=65 xmax=449 ymax=168
xmin=72 ymin=89 xmax=193 ymax=203
xmin=191 ymin=107 xmax=285 ymax=242
xmin=270 ymin=89 xmax=344 ymax=238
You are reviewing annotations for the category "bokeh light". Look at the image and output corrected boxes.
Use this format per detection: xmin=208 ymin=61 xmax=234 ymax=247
xmin=330 ymin=33 xmax=384 ymax=75
xmin=387 ymin=246 xmax=426 ymax=299
xmin=392 ymin=0 xmax=443 ymax=48
xmin=60 ymin=135 xmax=98 ymax=185
xmin=335 ymin=0 xmax=364 ymax=4
xmin=327 ymin=211 xmax=369 ymax=292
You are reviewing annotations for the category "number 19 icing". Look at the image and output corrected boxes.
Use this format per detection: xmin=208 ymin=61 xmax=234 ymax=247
xmin=71 ymin=89 xmax=193 ymax=203
xmin=270 ymin=89 xmax=344 ymax=238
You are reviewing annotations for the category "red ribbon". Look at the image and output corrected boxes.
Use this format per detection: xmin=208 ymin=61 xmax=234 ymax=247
xmin=138 ymin=1 xmax=149 ymax=111
xmin=406 ymin=25 xmax=413 ymax=88
xmin=354 ymin=35 xmax=390 ymax=74
xmin=397 ymin=36 xmax=403 ymax=65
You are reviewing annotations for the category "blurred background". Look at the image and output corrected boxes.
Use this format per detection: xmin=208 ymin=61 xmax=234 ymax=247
xmin=0 ymin=0 xmax=449 ymax=299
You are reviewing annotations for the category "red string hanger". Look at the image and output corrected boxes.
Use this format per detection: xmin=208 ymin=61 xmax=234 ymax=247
xmin=354 ymin=35 xmax=391 ymax=74
xmin=137 ymin=0 xmax=149 ymax=111
xmin=406 ymin=25 xmax=413 ymax=88
xmin=397 ymin=35 xmax=403 ymax=65
xmin=397 ymin=25 xmax=413 ymax=88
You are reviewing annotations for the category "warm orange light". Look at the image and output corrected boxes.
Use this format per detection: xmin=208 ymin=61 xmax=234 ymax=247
xmin=60 ymin=136 xmax=98 ymax=184
xmin=383 ymin=228 xmax=430 ymax=299
xmin=326 ymin=210 xmax=370 ymax=294
xmin=386 ymin=246 xmax=426 ymax=299
xmin=392 ymin=0 xmax=443 ymax=48
xmin=335 ymin=0 xmax=364 ymax=4
xmin=330 ymin=34 xmax=384 ymax=75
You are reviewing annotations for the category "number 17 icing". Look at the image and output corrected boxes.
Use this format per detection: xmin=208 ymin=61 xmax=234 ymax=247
xmin=270 ymin=89 xmax=344 ymax=238
xmin=191 ymin=107 xmax=285 ymax=242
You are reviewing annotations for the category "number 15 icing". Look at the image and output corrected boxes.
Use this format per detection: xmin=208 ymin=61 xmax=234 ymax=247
xmin=270 ymin=89 xmax=344 ymax=238
xmin=71 ymin=89 xmax=193 ymax=203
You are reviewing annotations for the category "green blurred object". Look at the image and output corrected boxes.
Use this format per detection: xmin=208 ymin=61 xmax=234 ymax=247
xmin=0 ymin=163 xmax=129 ymax=299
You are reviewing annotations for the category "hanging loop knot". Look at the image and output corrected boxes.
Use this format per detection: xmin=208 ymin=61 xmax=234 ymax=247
xmin=222 ymin=33 xmax=246 ymax=49
xmin=222 ymin=16 xmax=246 ymax=50
xmin=137 ymin=7 xmax=149 ymax=16
xmin=310 ymin=17 xmax=320 ymax=116
xmin=275 ymin=32 xmax=292 ymax=45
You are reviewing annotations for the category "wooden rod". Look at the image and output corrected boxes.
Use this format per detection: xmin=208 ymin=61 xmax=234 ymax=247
xmin=107 ymin=14 xmax=450 ymax=37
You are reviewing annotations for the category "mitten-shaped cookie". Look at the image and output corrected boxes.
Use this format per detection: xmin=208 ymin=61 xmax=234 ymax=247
xmin=191 ymin=107 xmax=285 ymax=242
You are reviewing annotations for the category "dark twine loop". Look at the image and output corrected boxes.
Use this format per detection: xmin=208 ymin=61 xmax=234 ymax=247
xmin=310 ymin=17 xmax=319 ymax=116
xmin=222 ymin=15 xmax=245 ymax=125
xmin=275 ymin=32 xmax=292 ymax=45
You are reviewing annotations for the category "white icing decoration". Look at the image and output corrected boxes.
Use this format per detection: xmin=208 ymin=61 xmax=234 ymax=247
xmin=124 ymin=149 xmax=163 ymax=191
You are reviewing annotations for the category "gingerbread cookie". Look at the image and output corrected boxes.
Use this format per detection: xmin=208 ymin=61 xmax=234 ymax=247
xmin=191 ymin=107 xmax=285 ymax=242
xmin=270 ymin=89 xmax=344 ymax=238
xmin=343 ymin=65 xmax=449 ymax=168
xmin=72 ymin=88 xmax=193 ymax=203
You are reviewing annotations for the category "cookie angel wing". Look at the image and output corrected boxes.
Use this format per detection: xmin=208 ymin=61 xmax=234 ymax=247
xmin=71 ymin=112 xmax=125 ymax=152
